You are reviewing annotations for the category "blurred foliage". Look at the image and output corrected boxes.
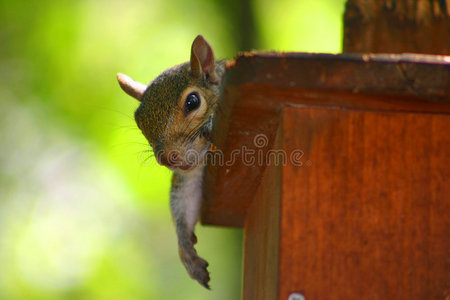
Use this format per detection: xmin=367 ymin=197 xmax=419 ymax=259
xmin=0 ymin=0 xmax=345 ymax=299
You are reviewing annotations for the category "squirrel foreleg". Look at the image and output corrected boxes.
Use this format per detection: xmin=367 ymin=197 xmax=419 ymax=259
xmin=170 ymin=166 xmax=210 ymax=289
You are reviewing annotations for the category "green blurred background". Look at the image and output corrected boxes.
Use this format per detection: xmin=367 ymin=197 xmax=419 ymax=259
xmin=0 ymin=0 xmax=345 ymax=299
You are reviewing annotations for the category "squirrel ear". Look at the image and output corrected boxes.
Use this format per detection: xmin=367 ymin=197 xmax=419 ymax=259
xmin=190 ymin=35 xmax=219 ymax=84
xmin=117 ymin=73 xmax=146 ymax=101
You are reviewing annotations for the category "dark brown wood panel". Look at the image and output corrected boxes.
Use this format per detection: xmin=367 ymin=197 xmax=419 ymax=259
xmin=344 ymin=0 xmax=450 ymax=54
xmin=278 ymin=106 xmax=450 ymax=299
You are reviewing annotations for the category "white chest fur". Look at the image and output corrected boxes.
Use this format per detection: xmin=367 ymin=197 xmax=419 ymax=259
xmin=171 ymin=165 xmax=204 ymax=232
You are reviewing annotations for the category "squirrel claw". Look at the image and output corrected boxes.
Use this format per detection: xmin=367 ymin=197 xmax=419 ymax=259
xmin=200 ymin=281 xmax=211 ymax=290
xmin=190 ymin=255 xmax=210 ymax=289
xmin=180 ymin=248 xmax=210 ymax=289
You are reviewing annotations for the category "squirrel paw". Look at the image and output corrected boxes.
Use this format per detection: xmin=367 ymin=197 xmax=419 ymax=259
xmin=179 ymin=247 xmax=210 ymax=289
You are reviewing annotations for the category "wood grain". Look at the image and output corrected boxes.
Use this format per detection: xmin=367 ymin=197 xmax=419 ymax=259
xmin=277 ymin=106 xmax=450 ymax=299
xmin=199 ymin=53 xmax=450 ymax=299
xmin=201 ymin=53 xmax=450 ymax=227
xmin=344 ymin=0 xmax=450 ymax=54
xmin=242 ymin=124 xmax=282 ymax=300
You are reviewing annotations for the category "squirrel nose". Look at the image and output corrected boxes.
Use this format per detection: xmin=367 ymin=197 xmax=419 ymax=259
xmin=159 ymin=152 xmax=182 ymax=167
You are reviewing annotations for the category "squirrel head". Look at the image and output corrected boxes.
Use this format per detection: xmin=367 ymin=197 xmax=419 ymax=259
xmin=117 ymin=35 xmax=222 ymax=171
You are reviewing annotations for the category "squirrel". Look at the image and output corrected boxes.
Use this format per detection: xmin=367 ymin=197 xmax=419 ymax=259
xmin=116 ymin=35 xmax=226 ymax=289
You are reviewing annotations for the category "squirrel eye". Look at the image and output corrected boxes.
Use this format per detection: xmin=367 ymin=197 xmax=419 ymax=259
xmin=184 ymin=92 xmax=200 ymax=113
